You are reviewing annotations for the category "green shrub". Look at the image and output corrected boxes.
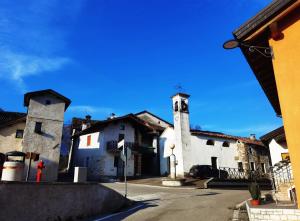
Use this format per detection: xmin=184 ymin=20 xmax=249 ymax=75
xmin=249 ymin=182 xmax=261 ymax=200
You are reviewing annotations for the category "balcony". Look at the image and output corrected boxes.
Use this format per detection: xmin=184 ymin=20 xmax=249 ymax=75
xmin=106 ymin=141 xmax=136 ymax=153
xmin=106 ymin=141 xmax=155 ymax=155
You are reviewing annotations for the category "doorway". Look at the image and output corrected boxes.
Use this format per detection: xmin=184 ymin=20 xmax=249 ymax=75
xmin=211 ymin=157 xmax=218 ymax=169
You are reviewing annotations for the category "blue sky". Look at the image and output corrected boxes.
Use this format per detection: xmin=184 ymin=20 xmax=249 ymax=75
xmin=0 ymin=0 xmax=282 ymax=136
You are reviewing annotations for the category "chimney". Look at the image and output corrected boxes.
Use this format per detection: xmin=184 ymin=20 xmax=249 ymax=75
xmin=108 ymin=113 xmax=116 ymax=119
xmin=82 ymin=115 xmax=92 ymax=130
xmin=249 ymin=134 xmax=256 ymax=140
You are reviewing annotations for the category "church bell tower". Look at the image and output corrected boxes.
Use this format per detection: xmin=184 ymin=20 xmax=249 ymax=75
xmin=172 ymin=93 xmax=191 ymax=177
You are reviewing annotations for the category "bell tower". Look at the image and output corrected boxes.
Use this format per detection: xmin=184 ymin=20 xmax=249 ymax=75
xmin=172 ymin=93 xmax=191 ymax=177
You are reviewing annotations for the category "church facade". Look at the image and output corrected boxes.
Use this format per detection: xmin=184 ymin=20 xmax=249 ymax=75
xmin=159 ymin=93 xmax=270 ymax=178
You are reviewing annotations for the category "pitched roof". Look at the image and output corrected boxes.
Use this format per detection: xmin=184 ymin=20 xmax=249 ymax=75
xmin=233 ymin=0 xmax=297 ymax=40
xmin=71 ymin=117 xmax=100 ymax=131
xmin=231 ymin=0 xmax=299 ymax=116
xmin=260 ymin=126 xmax=285 ymax=143
xmin=135 ymin=110 xmax=173 ymax=128
xmin=191 ymin=129 xmax=264 ymax=146
xmin=171 ymin=93 xmax=190 ymax=98
xmin=24 ymin=89 xmax=71 ymax=110
xmin=0 ymin=111 xmax=27 ymax=128
xmin=73 ymin=114 xmax=159 ymax=137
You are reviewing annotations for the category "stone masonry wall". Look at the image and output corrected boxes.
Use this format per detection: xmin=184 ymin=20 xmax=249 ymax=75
xmin=246 ymin=201 xmax=300 ymax=221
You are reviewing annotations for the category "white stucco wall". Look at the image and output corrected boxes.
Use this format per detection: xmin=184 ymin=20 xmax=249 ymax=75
xmin=189 ymin=135 xmax=238 ymax=169
xmin=269 ymin=139 xmax=288 ymax=165
xmin=159 ymin=127 xmax=175 ymax=175
xmin=160 ymin=127 xmax=240 ymax=175
xmin=75 ymin=122 xmax=135 ymax=178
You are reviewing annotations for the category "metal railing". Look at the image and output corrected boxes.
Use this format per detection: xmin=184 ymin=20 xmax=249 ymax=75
xmin=270 ymin=160 xmax=293 ymax=190
xmin=219 ymin=167 xmax=269 ymax=180
xmin=106 ymin=141 xmax=155 ymax=154
xmin=269 ymin=160 xmax=296 ymax=204
xmin=106 ymin=141 xmax=136 ymax=153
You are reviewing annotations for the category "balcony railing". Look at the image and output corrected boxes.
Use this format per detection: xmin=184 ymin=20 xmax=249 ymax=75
xmin=106 ymin=140 xmax=155 ymax=154
xmin=219 ymin=167 xmax=269 ymax=180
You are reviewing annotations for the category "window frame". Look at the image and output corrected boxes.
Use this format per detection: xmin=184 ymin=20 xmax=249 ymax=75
xmin=34 ymin=122 xmax=42 ymax=134
xmin=206 ymin=139 xmax=215 ymax=146
xmin=87 ymin=135 xmax=91 ymax=146
xmin=238 ymin=162 xmax=244 ymax=172
xmin=15 ymin=129 xmax=24 ymax=139
xmin=222 ymin=141 xmax=230 ymax=147
xmin=250 ymin=162 xmax=255 ymax=171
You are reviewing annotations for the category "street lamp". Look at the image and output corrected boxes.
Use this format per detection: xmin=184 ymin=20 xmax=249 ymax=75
xmin=223 ymin=39 xmax=273 ymax=58
xmin=170 ymin=144 xmax=176 ymax=179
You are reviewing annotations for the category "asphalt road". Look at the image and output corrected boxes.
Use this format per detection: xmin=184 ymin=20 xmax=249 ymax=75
xmin=91 ymin=183 xmax=250 ymax=221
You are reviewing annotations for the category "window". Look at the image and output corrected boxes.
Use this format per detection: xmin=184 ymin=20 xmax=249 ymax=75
xmin=114 ymin=156 xmax=118 ymax=167
xmin=15 ymin=129 xmax=24 ymax=138
xmin=206 ymin=139 xmax=215 ymax=146
xmin=261 ymin=163 xmax=266 ymax=173
xmin=120 ymin=124 xmax=125 ymax=130
xmin=238 ymin=162 xmax=244 ymax=172
xmin=222 ymin=141 xmax=230 ymax=147
xmin=181 ymin=100 xmax=188 ymax=112
xmin=174 ymin=101 xmax=179 ymax=112
xmin=250 ymin=162 xmax=255 ymax=171
xmin=211 ymin=157 xmax=218 ymax=169
xmin=118 ymin=134 xmax=125 ymax=142
xmin=87 ymin=135 xmax=91 ymax=146
xmin=45 ymin=100 xmax=51 ymax=105
xmin=248 ymin=147 xmax=253 ymax=154
xmin=34 ymin=122 xmax=42 ymax=134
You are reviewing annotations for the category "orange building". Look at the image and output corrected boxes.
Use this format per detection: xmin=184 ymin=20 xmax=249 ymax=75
xmin=228 ymin=0 xmax=300 ymax=207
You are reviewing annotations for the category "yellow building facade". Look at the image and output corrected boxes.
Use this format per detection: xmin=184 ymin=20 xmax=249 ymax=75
xmin=269 ymin=8 xmax=300 ymax=205
xmin=232 ymin=0 xmax=300 ymax=206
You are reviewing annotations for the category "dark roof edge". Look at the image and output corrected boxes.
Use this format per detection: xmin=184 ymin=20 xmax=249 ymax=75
xmin=135 ymin=110 xmax=173 ymax=126
xmin=0 ymin=115 xmax=27 ymax=129
xmin=260 ymin=126 xmax=285 ymax=141
xmin=233 ymin=0 xmax=297 ymax=40
xmin=24 ymin=89 xmax=71 ymax=110
xmin=171 ymin=93 xmax=190 ymax=99
xmin=73 ymin=114 xmax=155 ymax=137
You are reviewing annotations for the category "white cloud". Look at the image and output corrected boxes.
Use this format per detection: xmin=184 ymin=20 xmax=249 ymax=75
xmin=68 ymin=105 xmax=115 ymax=115
xmin=0 ymin=49 xmax=70 ymax=92
xmin=0 ymin=0 xmax=84 ymax=92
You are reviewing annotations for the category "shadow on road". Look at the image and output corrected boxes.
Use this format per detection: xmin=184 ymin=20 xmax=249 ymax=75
xmin=88 ymin=199 xmax=159 ymax=221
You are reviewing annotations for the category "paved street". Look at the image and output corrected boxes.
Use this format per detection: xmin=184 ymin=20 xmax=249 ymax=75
xmin=92 ymin=183 xmax=250 ymax=221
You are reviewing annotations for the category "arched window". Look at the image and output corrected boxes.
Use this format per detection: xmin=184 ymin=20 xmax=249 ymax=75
xmin=174 ymin=101 xmax=179 ymax=112
xmin=206 ymin=139 xmax=215 ymax=146
xmin=181 ymin=100 xmax=188 ymax=112
xmin=222 ymin=141 xmax=230 ymax=147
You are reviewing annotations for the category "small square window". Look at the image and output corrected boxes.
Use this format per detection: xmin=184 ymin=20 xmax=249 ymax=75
xmin=35 ymin=122 xmax=42 ymax=134
xmin=45 ymin=100 xmax=51 ymax=105
xmin=120 ymin=124 xmax=125 ymax=130
xmin=15 ymin=129 xmax=24 ymax=138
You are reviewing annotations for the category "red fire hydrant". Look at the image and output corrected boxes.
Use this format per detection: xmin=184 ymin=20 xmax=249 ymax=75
xmin=36 ymin=160 xmax=45 ymax=182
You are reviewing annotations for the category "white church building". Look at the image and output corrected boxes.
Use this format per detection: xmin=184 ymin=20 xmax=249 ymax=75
xmin=159 ymin=93 xmax=270 ymax=177
xmin=70 ymin=93 xmax=270 ymax=180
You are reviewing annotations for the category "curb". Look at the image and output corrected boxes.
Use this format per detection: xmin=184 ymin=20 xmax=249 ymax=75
xmin=115 ymin=182 xmax=198 ymax=190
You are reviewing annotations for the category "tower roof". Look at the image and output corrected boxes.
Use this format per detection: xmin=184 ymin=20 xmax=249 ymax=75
xmin=24 ymin=89 xmax=71 ymax=110
xmin=171 ymin=93 xmax=190 ymax=99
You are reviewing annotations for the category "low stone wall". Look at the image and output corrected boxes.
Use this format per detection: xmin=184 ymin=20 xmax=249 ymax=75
xmin=0 ymin=181 xmax=129 ymax=221
xmin=246 ymin=201 xmax=300 ymax=221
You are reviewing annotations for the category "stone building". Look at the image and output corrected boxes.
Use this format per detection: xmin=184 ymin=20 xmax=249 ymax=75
xmin=0 ymin=89 xmax=71 ymax=181
xmin=0 ymin=112 xmax=27 ymax=153
xmin=160 ymin=93 xmax=270 ymax=178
